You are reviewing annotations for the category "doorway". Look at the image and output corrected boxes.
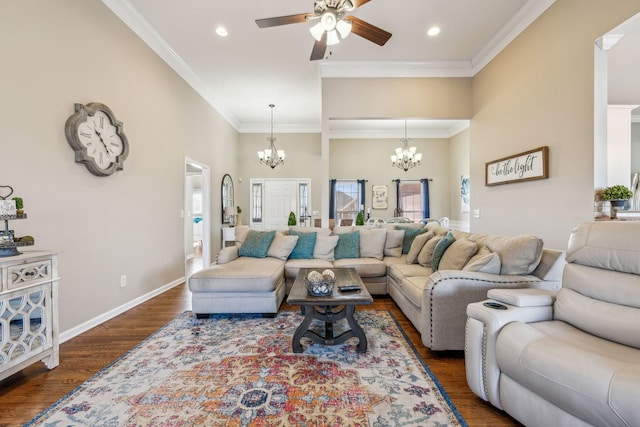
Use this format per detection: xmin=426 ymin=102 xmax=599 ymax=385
xmin=185 ymin=158 xmax=211 ymax=276
xmin=250 ymin=178 xmax=311 ymax=230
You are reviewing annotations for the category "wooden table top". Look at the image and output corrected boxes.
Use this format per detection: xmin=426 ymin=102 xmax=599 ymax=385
xmin=287 ymin=267 xmax=373 ymax=306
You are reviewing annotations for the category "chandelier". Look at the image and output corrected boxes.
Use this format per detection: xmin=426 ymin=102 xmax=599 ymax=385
xmin=391 ymin=120 xmax=422 ymax=171
xmin=257 ymin=104 xmax=285 ymax=169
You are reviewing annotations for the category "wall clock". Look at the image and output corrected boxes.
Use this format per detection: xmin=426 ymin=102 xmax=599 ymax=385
xmin=65 ymin=102 xmax=129 ymax=177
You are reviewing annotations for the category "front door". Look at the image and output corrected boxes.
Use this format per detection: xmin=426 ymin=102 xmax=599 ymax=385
xmin=264 ymin=180 xmax=297 ymax=230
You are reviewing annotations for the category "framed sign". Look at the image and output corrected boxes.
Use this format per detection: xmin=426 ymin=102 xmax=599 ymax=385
xmin=372 ymin=185 xmax=388 ymax=209
xmin=485 ymin=146 xmax=549 ymax=186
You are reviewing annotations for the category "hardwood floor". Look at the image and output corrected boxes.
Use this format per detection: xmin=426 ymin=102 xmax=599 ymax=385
xmin=0 ymin=283 xmax=521 ymax=426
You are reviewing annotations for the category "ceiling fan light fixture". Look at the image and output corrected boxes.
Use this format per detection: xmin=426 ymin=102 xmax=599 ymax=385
xmin=309 ymin=22 xmax=325 ymax=41
xmin=320 ymin=10 xmax=337 ymax=31
xmin=343 ymin=0 xmax=355 ymax=11
xmin=336 ymin=19 xmax=352 ymax=39
xmin=326 ymin=29 xmax=340 ymax=45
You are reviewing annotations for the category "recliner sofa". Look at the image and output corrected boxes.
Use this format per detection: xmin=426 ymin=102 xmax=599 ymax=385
xmin=465 ymin=221 xmax=640 ymax=427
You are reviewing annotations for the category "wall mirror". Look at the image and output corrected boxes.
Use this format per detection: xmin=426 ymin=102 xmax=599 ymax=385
xmin=221 ymin=174 xmax=234 ymax=224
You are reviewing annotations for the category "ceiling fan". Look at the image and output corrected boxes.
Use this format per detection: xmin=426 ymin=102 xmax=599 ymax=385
xmin=255 ymin=0 xmax=392 ymax=61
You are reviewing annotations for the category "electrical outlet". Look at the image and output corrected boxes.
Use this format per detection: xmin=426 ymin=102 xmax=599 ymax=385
xmin=473 ymin=209 xmax=481 ymax=219
xmin=120 ymin=275 xmax=127 ymax=288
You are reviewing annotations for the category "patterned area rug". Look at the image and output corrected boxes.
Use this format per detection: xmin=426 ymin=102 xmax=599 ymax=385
xmin=26 ymin=310 xmax=467 ymax=426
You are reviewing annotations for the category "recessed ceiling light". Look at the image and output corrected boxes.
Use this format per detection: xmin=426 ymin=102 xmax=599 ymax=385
xmin=216 ymin=26 xmax=228 ymax=37
xmin=427 ymin=26 xmax=440 ymax=37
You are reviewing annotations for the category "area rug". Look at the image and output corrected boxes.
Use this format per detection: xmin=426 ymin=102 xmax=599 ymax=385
xmin=26 ymin=310 xmax=467 ymax=426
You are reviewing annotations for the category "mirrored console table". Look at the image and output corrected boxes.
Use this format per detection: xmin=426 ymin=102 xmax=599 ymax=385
xmin=0 ymin=250 xmax=59 ymax=381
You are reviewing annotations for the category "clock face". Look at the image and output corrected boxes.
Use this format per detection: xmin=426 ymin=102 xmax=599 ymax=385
xmin=65 ymin=103 xmax=129 ymax=177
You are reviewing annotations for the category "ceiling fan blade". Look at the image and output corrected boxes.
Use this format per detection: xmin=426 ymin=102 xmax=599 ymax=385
xmin=310 ymin=33 xmax=327 ymax=61
xmin=255 ymin=13 xmax=311 ymax=28
xmin=350 ymin=0 xmax=372 ymax=9
xmin=349 ymin=16 xmax=391 ymax=46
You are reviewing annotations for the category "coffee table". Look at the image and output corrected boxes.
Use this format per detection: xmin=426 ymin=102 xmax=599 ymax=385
xmin=287 ymin=267 xmax=373 ymax=353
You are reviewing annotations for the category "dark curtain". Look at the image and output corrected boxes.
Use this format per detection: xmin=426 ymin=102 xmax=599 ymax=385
xmin=421 ymin=179 xmax=430 ymax=219
xmin=329 ymin=179 xmax=337 ymax=219
xmin=358 ymin=179 xmax=366 ymax=211
xmin=394 ymin=179 xmax=401 ymax=216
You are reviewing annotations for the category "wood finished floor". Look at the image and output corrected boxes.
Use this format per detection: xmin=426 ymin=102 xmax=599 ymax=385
xmin=0 ymin=283 xmax=522 ymax=426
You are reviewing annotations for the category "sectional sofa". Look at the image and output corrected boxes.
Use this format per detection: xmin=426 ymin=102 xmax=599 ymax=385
xmin=188 ymin=223 xmax=565 ymax=350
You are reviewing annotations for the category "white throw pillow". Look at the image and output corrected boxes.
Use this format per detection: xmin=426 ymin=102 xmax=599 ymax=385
xmin=267 ymin=232 xmax=299 ymax=261
xmin=359 ymin=228 xmax=387 ymax=260
xmin=406 ymin=231 xmax=434 ymax=264
xmin=313 ymin=235 xmax=340 ymax=260
xmin=384 ymin=230 xmax=405 ymax=257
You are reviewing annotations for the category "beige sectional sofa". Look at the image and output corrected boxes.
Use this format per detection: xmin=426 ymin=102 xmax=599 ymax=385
xmin=188 ymin=223 xmax=565 ymax=350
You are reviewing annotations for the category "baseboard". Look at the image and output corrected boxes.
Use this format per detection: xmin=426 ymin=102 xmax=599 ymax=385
xmin=59 ymin=277 xmax=186 ymax=344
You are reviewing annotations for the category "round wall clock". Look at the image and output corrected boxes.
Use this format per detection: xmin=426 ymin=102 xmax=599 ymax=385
xmin=65 ymin=102 xmax=129 ymax=177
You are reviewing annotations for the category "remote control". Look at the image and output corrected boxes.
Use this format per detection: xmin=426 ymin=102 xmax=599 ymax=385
xmin=483 ymin=301 xmax=507 ymax=310
xmin=339 ymin=285 xmax=361 ymax=292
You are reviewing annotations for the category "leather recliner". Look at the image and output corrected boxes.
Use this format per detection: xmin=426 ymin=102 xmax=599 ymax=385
xmin=465 ymin=221 xmax=640 ymax=427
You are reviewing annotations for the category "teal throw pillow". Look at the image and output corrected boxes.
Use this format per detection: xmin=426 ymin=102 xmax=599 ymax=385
xmin=288 ymin=230 xmax=317 ymax=259
xmin=335 ymin=231 xmax=360 ymax=259
xmin=432 ymin=231 xmax=456 ymax=271
xmin=397 ymin=226 xmax=429 ymax=254
xmin=238 ymin=230 xmax=276 ymax=258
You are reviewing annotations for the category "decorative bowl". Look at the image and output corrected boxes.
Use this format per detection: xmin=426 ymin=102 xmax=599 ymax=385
xmin=304 ymin=271 xmax=336 ymax=296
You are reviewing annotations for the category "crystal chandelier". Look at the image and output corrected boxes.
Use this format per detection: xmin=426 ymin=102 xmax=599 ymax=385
xmin=391 ymin=120 xmax=422 ymax=171
xmin=257 ymin=104 xmax=285 ymax=169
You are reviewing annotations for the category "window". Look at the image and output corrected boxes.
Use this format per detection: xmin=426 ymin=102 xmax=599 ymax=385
xmin=299 ymin=183 xmax=309 ymax=223
xmin=251 ymin=183 xmax=263 ymax=223
xmin=396 ymin=179 xmax=430 ymax=221
xmin=330 ymin=180 xmax=365 ymax=222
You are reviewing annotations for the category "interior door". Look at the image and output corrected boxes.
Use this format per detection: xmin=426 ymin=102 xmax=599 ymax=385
xmin=264 ymin=180 xmax=297 ymax=230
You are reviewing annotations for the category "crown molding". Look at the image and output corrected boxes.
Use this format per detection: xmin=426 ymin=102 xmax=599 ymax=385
xmin=471 ymin=0 xmax=556 ymax=73
xmin=318 ymin=60 xmax=474 ymax=78
xmin=100 ymin=0 xmax=241 ymax=130
xmin=239 ymin=123 xmax=321 ymax=134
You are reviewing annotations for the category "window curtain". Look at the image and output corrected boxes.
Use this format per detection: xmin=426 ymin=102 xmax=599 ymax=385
xmin=421 ymin=179 xmax=430 ymax=219
xmin=357 ymin=179 xmax=366 ymax=211
xmin=394 ymin=179 xmax=401 ymax=216
xmin=329 ymin=179 xmax=337 ymax=219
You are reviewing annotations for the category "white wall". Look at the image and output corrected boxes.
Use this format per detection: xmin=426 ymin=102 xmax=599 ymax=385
xmin=0 ymin=1 xmax=238 ymax=333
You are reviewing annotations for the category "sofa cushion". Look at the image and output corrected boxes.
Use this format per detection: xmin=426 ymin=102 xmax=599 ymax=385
xmin=335 ymin=231 xmax=360 ymax=259
xmin=388 ymin=263 xmax=433 ymax=284
xmin=384 ymin=230 xmax=405 ymax=257
xmin=233 ymin=225 xmax=251 ymax=248
xmin=189 ymin=257 xmax=284 ymax=293
xmin=397 ymin=225 xmax=429 ymax=254
xmin=267 ymin=232 xmax=299 ymax=261
xmin=238 ymin=230 xmax=276 ymax=258
xmin=406 ymin=231 xmax=434 ymax=264
xmin=333 ymin=258 xmax=387 ymax=277
xmin=288 ymin=230 xmax=317 ymax=259
xmin=359 ymin=228 xmax=387 ymax=260
xmin=497 ymin=320 xmax=640 ymax=427
xmin=313 ymin=235 xmax=339 ymax=260
xmin=432 ymin=231 xmax=456 ymax=271
xmin=438 ymin=238 xmax=478 ymax=270
xmin=463 ymin=245 xmax=501 ymax=274
xmin=471 ymin=233 xmax=543 ymax=275
xmin=417 ymin=235 xmax=442 ymax=267
xmin=284 ymin=258 xmax=334 ymax=279
xmin=401 ymin=276 xmax=429 ymax=308
xmin=332 ymin=226 xmax=355 ymax=235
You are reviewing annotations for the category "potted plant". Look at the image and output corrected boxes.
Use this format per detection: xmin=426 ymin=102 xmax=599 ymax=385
xmin=288 ymin=211 xmax=297 ymax=226
xmin=602 ymin=185 xmax=633 ymax=218
xmin=356 ymin=211 xmax=365 ymax=226
xmin=12 ymin=197 xmax=24 ymax=216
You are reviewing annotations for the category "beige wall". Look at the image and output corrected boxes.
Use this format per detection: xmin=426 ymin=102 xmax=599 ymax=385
xmin=237 ymin=133 xmax=323 ymax=217
xmin=329 ymin=138 xmax=451 ymax=220
xmin=448 ymin=128 xmax=471 ymax=224
xmin=471 ymin=0 xmax=640 ymax=249
xmin=1 ymin=1 xmax=238 ymax=332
